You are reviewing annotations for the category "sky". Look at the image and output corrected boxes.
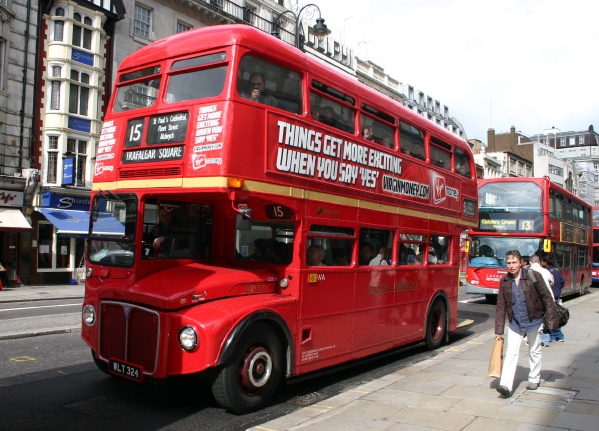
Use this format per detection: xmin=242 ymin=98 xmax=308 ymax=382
xmin=306 ymin=0 xmax=599 ymax=142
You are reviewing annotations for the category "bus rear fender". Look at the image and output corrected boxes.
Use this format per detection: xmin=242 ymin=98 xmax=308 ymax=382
xmin=217 ymin=310 xmax=295 ymax=379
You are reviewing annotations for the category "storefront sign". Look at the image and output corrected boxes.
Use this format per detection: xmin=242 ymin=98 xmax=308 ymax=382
xmin=63 ymin=157 xmax=75 ymax=185
xmin=41 ymin=192 xmax=90 ymax=211
xmin=0 ymin=190 xmax=24 ymax=207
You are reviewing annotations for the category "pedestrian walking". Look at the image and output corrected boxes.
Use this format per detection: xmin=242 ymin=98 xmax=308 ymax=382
xmin=495 ymin=249 xmax=559 ymax=397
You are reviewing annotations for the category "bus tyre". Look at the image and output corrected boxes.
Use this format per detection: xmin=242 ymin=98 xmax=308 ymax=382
xmin=425 ymin=299 xmax=447 ymax=350
xmin=211 ymin=323 xmax=283 ymax=414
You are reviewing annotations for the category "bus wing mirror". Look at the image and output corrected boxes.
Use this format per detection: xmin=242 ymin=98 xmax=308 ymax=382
xmin=91 ymin=201 xmax=100 ymax=223
xmin=235 ymin=208 xmax=253 ymax=231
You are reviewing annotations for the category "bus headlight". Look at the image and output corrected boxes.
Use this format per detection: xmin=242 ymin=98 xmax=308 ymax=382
xmin=178 ymin=326 xmax=198 ymax=352
xmin=470 ymin=280 xmax=479 ymax=285
xmin=82 ymin=305 xmax=96 ymax=326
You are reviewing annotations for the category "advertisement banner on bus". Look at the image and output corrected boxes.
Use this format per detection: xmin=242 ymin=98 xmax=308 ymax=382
xmin=267 ymin=115 xmax=461 ymax=212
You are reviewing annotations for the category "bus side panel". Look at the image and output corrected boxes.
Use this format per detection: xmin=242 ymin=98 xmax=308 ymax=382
xmin=352 ymin=268 xmax=396 ymax=354
xmin=296 ymin=270 xmax=355 ymax=374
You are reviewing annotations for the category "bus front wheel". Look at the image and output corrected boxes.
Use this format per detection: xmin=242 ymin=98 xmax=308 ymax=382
xmin=212 ymin=322 xmax=283 ymax=414
xmin=425 ymin=299 xmax=447 ymax=350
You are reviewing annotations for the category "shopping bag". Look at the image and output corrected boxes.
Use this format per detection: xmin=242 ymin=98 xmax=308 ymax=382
xmin=488 ymin=335 xmax=504 ymax=378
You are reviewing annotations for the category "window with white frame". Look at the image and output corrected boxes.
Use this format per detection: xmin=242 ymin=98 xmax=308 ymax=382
xmin=594 ymin=162 xmax=599 ymax=171
xmin=569 ymin=137 xmax=575 ymax=146
xmin=72 ymin=12 xmax=93 ymax=50
xmin=579 ymin=135 xmax=585 ymax=145
xmin=49 ymin=65 xmax=62 ymax=110
xmin=47 ymin=136 xmax=59 ymax=183
xmin=67 ymin=138 xmax=88 ymax=186
xmin=53 ymin=7 xmax=65 ymax=41
xmin=560 ymin=138 xmax=566 ymax=147
xmin=134 ymin=4 xmax=152 ymax=39
xmin=176 ymin=21 xmax=191 ymax=33
xmin=68 ymin=70 xmax=90 ymax=116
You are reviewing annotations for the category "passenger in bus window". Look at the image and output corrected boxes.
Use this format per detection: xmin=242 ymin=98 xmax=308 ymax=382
xmin=456 ymin=156 xmax=470 ymax=177
xmin=369 ymin=247 xmax=389 ymax=266
xmin=332 ymin=247 xmax=349 ymax=266
xmin=242 ymin=72 xmax=277 ymax=107
xmin=363 ymin=126 xmax=374 ymax=141
xmin=359 ymin=243 xmax=373 ymax=265
xmin=307 ymin=244 xmax=325 ymax=266
xmin=381 ymin=135 xmax=393 ymax=148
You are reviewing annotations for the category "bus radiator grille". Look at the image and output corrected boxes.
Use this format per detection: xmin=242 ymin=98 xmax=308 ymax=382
xmin=99 ymin=302 xmax=160 ymax=375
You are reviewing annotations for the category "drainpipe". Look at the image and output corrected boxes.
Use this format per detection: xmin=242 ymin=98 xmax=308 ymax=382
xmin=18 ymin=0 xmax=32 ymax=171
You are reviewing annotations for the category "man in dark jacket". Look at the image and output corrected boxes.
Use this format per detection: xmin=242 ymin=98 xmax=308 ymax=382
xmin=541 ymin=255 xmax=566 ymax=342
xmin=495 ymin=249 xmax=559 ymax=397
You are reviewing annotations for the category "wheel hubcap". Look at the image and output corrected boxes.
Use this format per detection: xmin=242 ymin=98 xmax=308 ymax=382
xmin=240 ymin=346 xmax=272 ymax=391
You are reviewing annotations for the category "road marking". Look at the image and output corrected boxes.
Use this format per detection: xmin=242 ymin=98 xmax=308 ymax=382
xmin=0 ymin=303 xmax=81 ymax=312
xmin=10 ymin=356 xmax=36 ymax=362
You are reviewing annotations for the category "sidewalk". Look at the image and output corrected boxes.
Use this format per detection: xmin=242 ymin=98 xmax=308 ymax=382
xmin=0 ymin=283 xmax=85 ymax=340
xmin=249 ymin=291 xmax=599 ymax=431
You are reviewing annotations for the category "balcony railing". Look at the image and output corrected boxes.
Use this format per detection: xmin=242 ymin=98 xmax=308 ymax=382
xmin=196 ymin=0 xmax=296 ymax=47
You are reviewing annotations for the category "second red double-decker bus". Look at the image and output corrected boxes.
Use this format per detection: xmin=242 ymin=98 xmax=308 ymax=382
xmin=465 ymin=177 xmax=592 ymax=303
xmin=81 ymin=25 xmax=478 ymax=413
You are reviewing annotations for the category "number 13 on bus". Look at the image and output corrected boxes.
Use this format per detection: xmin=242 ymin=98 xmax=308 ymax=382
xmin=464 ymin=177 xmax=592 ymax=304
xmin=81 ymin=25 xmax=478 ymax=413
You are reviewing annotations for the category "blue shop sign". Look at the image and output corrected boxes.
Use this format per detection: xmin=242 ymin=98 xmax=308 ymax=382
xmin=63 ymin=157 xmax=74 ymax=185
xmin=68 ymin=116 xmax=91 ymax=133
xmin=41 ymin=192 xmax=90 ymax=211
xmin=72 ymin=48 xmax=94 ymax=66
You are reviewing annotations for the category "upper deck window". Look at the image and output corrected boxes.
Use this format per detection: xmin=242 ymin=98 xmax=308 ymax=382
xmin=166 ymin=52 xmax=228 ymax=103
xmin=114 ymin=66 xmax=161 ymax=112
xmin=237 ymin=54 xmax=302 ymax=114
xmin=399 ymin=122 xmax=425 ymax=160
xmin=454 ymin=148 xmax=471 ymax=178
xmin=360 ymin=113 xmax=395 ymax=148
xmin=429 ymin=136 xmax=451 ymax=170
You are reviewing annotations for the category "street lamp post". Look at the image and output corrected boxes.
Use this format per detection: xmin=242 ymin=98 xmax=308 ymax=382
xmin=271 ymin=4 xmax=331 ymax=51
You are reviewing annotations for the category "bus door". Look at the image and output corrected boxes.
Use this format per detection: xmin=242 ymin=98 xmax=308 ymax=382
xmin=298 ymin=228 xmax=355 ymax=371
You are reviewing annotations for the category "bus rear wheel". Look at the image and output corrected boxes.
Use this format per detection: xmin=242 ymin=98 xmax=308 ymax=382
xmin=211 ymin=323 xmax=283 ymax=414
xmin=425 ymin=299 xmax=447 ymax=350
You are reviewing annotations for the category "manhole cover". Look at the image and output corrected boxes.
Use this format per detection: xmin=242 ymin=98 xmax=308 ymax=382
xmin=511 ymin=387 xmax=577 ymax=411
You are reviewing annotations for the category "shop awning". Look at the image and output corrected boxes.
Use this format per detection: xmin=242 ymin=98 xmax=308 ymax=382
xmin=39 ymin=209 xmax=125 ymax=236
xmin=0 ymin=208 xmax=32 ymax=231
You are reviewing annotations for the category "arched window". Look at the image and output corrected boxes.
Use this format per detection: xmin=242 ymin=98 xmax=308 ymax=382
xmin=72 ymin=12 xmax=92 ymax=49
xmin=54 ymin=7 xmax=66 ymax=41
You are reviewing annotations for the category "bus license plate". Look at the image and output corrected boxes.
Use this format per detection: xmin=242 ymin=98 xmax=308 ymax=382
xmin=109 ymin=359 xmax=142 ymax=382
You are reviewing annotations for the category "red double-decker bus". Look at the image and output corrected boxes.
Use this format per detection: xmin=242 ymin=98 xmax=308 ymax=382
xmin=81 ymin=25 xmax=477 ymax=413
xmin=465 ymin=177 xmax=592 ymax=303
